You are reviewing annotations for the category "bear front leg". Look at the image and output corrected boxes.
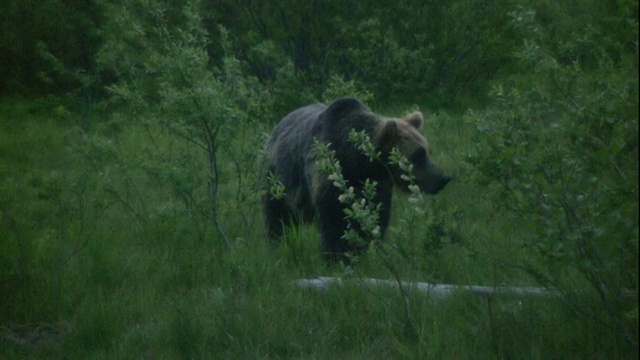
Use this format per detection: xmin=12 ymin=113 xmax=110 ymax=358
xmin=316 ymin=199 xmax=364 ymax=264
xmin=316 ymin=187 xmax=393 ymax=264
xmin=317 ymin=210 xmax=350 ymax=263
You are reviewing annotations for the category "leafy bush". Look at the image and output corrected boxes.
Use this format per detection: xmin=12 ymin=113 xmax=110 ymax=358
xmin=468 ymin=5 xmax=638 ymax=351
xmin=97 ymin=0 xmax=272 ymax=248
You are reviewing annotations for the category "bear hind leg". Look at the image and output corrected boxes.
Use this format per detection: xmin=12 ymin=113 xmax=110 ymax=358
xmin=263 ymin=194 xmax=296 ymax=244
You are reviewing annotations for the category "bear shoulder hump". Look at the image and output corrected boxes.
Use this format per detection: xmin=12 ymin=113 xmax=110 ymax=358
xmin=321 ymin=97 xmax=369 ymax=121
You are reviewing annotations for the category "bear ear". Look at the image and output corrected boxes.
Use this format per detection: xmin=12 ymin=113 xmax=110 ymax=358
xmin=373 ymin=120 xmax=399 ymax=152
xmin=405 ymin=111 xmax=424 ymax=130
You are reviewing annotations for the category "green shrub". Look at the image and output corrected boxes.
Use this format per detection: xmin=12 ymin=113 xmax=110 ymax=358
xmin=468 ymin=5 xmax=638 ymax=352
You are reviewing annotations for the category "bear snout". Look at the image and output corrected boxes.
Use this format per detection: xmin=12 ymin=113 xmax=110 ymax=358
xmin=421 ymin=174 xmax=450 ymax=194
xmin=418 ymin=167 xmax=451 ymax=194
xmin=436 ymin=175 xmax=452 ymax=193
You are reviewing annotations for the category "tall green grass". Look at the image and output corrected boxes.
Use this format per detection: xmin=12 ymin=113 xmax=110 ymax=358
xmin=0 ymin=99 xmax=635 ymax=358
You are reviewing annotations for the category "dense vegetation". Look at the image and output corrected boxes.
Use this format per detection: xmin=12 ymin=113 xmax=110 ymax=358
xmin=1 ymin=0 xmax=637 ymax=358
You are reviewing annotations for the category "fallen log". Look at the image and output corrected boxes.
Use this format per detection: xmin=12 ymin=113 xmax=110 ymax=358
xmin=294 ymin=277 xmax=562 ymax=300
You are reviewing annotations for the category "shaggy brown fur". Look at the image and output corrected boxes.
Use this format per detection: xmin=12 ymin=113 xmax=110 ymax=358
xmin=263 ymin=97 xmax=450 ymax=263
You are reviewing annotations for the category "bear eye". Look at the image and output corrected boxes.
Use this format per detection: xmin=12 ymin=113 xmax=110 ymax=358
xmin=409 ymin=148 xmax=427 ymax=164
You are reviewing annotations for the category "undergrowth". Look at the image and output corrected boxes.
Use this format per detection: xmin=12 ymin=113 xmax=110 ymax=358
xmin=1 ymin=98 xmax=635 ymax=358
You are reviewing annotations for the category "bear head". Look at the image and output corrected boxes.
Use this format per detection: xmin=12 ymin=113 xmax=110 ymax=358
xmin=373 ymin=112 xmax=451 ymax=194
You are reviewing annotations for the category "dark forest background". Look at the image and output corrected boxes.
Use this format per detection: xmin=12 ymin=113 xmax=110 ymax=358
xmin=3 ymin=0 xmax=634 ymax=110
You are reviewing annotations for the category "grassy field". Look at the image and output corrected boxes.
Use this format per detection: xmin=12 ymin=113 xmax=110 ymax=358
xmin=0 ymin=98 xmax=635 ymax=359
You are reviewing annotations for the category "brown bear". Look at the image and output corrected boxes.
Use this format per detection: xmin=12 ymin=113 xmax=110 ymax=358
xmin=263 ymin=97 xmax=450 ymax=263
